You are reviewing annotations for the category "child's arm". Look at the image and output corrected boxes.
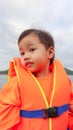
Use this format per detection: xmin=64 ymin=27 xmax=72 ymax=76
xmin=0 ymin=76 xmax=21 ymax=130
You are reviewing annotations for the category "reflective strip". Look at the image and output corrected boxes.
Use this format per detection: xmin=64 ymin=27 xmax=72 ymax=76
xmin=29 ymin=71 xmax=49 ymax=107
xmin=49 ymin=61 xmax=56 ymax=130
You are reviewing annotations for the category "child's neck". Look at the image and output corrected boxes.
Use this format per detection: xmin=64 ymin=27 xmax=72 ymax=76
xmin=32 ymin=70 xmax=51 ymax=78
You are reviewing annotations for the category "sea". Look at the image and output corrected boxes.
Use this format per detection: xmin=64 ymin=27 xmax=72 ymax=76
xmin=0 ymin=74 xmax=73 ymax=89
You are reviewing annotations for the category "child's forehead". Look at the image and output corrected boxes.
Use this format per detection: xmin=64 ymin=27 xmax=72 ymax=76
xmin=18 ymin=36 xmax=42 ymax=50
xmin=20 ymin=33 xmax=41 ymax=44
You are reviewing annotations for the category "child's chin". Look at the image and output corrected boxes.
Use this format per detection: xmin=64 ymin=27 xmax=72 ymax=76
xmin=21 ymin=64 xmax=28 ymax=70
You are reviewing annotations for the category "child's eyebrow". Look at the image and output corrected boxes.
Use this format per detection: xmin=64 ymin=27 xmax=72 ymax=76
xmin=27 ymin=43 xmax=36 ymax=47
xmin=19 ymin=43 xmax=36 ymax=51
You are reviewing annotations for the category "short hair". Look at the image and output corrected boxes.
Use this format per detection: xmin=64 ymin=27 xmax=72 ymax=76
xmin=18 ymin=29 xmax=55 ymax=64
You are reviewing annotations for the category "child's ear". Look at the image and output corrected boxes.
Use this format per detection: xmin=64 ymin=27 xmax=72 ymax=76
xmin=47 ymin=46 xmax=54 ymax=59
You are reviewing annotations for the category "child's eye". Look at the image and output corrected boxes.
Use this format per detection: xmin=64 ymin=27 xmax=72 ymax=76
xmin=30 ymin=48 xmax=35 ymax=52
xmin=20 ymin=52 xmax=25 ymax=56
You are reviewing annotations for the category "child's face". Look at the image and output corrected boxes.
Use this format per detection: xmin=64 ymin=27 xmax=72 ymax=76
xmin=18 ymin=34 xmax=54 ymax=76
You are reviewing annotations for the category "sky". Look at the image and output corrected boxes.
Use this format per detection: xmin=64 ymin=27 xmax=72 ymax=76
xmin=0 ymin=0 xmax=73 ymax=70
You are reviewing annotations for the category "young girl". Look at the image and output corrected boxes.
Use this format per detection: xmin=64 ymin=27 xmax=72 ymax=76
xmin=0 ymin=29 xmax=73 ymax=130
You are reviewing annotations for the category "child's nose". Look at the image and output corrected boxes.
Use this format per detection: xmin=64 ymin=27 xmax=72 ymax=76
xmin=23 ymin=53 xmax=30 ymax=60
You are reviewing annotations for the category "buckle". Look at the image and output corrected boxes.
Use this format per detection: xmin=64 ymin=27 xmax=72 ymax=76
xmin=43 ymin=107 xmax=58 ymax=118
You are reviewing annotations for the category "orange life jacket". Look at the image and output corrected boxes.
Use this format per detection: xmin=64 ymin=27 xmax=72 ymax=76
xmin=68 ymin=89 xmax=73 ymax=130
xmin=8 ymin=57 xmax=71 ymax=130
xmin=68 ymin=112 xmax=73 ymax=130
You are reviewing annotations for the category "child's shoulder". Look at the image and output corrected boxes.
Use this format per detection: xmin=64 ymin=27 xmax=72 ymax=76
xmin=1 ymin=76 xmax=19 ymax=94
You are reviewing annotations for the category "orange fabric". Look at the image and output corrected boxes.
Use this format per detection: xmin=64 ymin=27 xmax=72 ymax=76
xmin=70 ymin=89 xmax=73 ymax=104
xmin=68 ymin=113 xmax=73 ymax=130
xmin=8 ymin=61 xmax=16 ymax=80
xmin=0 ymin=58 xmax=73 ymax=130
xmin=68 ymin=89 xmax=73 ymax=130
xmin=0 ymin=76 xmax=21 ymax=129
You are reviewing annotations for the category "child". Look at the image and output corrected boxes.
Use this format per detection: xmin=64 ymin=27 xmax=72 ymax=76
xmin=0 ymin=29 xmax=73 ymax=130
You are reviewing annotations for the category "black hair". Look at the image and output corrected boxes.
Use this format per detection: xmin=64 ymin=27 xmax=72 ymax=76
xmin=18 ymin=29 xmax=55 ymax=64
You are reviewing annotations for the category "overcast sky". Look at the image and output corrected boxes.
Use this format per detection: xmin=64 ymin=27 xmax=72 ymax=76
xmin=0 ymin=0 xmax=73 ymax=70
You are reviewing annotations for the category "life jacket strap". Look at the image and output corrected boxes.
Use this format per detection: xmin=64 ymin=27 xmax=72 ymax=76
xmin=20 ymin=104 xmax=69 ymax=118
